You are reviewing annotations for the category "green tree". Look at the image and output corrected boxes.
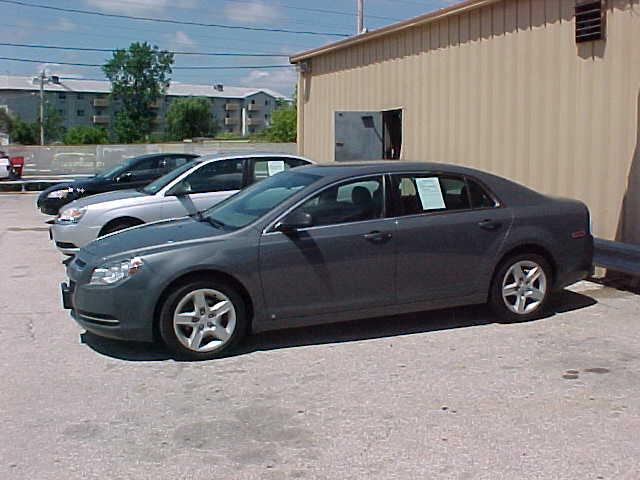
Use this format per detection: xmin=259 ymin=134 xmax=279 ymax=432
xmin=262 ymin=104 xmax=297 ymax=142
xmin=103 ymin=42 xmax=174 ymax=143
xmin=41 ymin=104 xmax=64 ymax=143
xmin=9 ymin=118 xmax=38 ymax=145
xmin=64 ymin=125 xmax=109 ymax=145
xmin=165 ymin=97 xmax=214 ymax=141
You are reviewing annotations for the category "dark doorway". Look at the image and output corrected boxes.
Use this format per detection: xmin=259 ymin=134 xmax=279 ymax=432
xmin=382 ymin=109 xmax=402 ymax=160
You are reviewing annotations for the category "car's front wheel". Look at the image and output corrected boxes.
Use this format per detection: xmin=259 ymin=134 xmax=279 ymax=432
xmin=158 ymin=279 xmax=248 ymax=360
xmin=489 ymin=253 xmax=552 ymax=322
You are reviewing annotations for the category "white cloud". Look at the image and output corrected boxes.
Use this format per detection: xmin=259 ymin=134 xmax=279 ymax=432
xmin=224 ymin=1 xmax=282 ymax=25
xmin=164 ymin=31 xmax=198 ymax=51
xmin=240 ymin=68 xmax=297 ymax=97
xmin=85 ymin=0 xmax=195 ymax=14
xmin=51 ymin=18 xmax=78 ymax=32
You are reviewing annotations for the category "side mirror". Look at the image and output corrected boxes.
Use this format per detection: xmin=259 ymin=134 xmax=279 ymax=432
xmin=116 ymin=171 xmax=133 ymax=183
xmin=167 ymin=182 xmax=191 ymax=197
xmin=276 ymin=210 xmax=313 ymax=234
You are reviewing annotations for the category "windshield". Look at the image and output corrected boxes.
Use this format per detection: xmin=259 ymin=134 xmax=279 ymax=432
xmin=94 ymin=158 xmax=137 ymax=179
xmin=203 ymin=170 xmax=320 ymax=231
xmin=141 ymin=161 xmax=199 ymax=195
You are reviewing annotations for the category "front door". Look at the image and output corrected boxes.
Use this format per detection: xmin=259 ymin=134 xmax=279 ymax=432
xmin=162 ymin=158 xmax=247 ymax=218
xmin=390 ymin=173 xmax=512 ymax=303
xmin=259 ymin=175 xmax=396 ymax=319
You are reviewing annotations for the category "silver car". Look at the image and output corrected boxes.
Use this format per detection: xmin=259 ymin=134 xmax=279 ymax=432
xmin=50 ymin=153 xmax=313 ymax=255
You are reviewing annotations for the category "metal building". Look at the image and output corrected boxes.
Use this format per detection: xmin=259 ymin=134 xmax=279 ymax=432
xmin=290 ymin=0 xmax=640 ymax=247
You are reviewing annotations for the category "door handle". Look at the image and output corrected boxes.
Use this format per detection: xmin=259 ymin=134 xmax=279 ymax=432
xmin=477 ymin=219 xmax=502 ymax=231
xmin=363 ymin=231 xmax=393 ymax=243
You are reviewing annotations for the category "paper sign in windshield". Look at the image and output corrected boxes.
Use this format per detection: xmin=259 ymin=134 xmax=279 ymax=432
xmin=267 ymin=161 xmax=285 ymax=176
xmin=415 ymin=177 xmax=446 ymax=210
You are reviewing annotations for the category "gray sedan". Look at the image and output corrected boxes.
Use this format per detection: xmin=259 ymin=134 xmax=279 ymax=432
xmin=62 ymin=162 xmax=593 ymax=360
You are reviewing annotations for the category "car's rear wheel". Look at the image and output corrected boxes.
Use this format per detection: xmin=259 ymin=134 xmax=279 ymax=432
xmin=489 ymin=253 xmax=552 ymax=322
xmin=158 ymin=279 xmax=248 ymax=360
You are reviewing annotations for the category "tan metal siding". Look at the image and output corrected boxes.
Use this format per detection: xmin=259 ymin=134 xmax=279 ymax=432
xmin=298 ymin=0 xmax=640 ymax=244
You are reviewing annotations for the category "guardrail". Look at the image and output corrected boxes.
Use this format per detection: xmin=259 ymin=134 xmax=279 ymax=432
xmin=594 ymin=238 xmax=640 ymax=276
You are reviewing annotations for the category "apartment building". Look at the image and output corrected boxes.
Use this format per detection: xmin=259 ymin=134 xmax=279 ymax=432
xmin=0 ymin=75 xmax=287 ymax=136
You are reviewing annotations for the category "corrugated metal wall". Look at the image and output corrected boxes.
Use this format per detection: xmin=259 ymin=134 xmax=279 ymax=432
xmin=297 ymin=0 xmax=640 ymax=244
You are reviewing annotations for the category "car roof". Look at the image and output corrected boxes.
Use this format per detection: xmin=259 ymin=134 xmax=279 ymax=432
xmin=294 ymin=161 xmax=547 ymax=206
xmin=296 ymin=161 xmax=489 ymax=178
xmin=130 ymin=152 xmax=200 ymax=162
xmin=196 ymin=151 xmax=310 ymax=162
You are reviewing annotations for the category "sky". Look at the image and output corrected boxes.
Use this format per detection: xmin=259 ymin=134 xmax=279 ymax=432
xmin=0 ymin=0 xmax=453 ymax=97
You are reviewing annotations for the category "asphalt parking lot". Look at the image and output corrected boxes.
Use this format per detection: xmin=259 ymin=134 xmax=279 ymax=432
xmin=2 ymin=193 xmax=640 ymax=480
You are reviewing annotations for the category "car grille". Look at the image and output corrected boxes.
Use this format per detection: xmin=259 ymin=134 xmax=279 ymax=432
xmin=56 ymin=241 xmax=78 ymax=249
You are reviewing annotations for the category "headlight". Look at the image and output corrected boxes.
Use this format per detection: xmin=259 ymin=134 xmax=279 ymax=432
xmin=58 ymin=207 xmax=87 ymax=223
xmin=89 ymin=257 xmax=144 ymax=286
xmin=47 ymin=188 xmax=72 ymax=199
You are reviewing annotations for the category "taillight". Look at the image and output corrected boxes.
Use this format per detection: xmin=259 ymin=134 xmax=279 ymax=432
xmin=571 ymin=230 xmax=587 ymax=239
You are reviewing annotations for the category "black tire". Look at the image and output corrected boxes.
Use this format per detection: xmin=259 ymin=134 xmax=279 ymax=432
xmin=489 ymin=253 xmax=552 ymax=323
xmin=99 ymin=219 xmax=142 ymax=237
xmin=158 ymin=279 xmax=248 ymax=360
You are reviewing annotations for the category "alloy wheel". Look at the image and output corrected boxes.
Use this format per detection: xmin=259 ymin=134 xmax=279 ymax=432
xmin=501 ymin=260 xmax=547 ymax=315
xmin=173 ymin=288 xmax=237 ymax=353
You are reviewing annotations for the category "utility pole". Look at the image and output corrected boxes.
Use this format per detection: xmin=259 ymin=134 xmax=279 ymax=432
xmin=357 ymin=0 xmax=364 ymax=34
xmin=39 ymin=69 xmax=45 ymax=145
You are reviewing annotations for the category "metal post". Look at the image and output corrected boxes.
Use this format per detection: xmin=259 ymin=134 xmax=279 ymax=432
xmin=39 ymin=70 xmax=45 ymax=145
xmin=357 ymin=0 xmax=364 ymax=34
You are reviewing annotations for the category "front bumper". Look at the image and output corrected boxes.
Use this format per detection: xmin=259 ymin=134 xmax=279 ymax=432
xmin=63 ymin=257 xmax=156 ymax=342
xmin=50 ymin=221 xmax=101 ymax=255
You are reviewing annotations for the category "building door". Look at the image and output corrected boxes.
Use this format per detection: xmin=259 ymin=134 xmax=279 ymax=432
xmin=335 ymin=109 xmax=402 ymax=161
xmin=335 ymin=111 xmax=383 ymax=161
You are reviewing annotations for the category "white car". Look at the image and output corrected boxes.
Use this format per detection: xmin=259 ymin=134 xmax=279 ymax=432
xmin=50 ymin=153 xmax=313 ymax=255
xmin=0 ymin=155 xmax=10 ymax=179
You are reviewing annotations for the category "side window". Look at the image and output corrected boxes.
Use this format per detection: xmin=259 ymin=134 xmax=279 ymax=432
xmin=391 ymin=174 xmax=471 ymax=216
xmin=129 ymin=157 xmax=160 ymax=179
xmin=161 ymin=156 xmax=192 ymax=172
xmin=293 ymin=176 xmax=383 ymax=227
xmin=181 ymin=159 xmax=244 ymax=194
xmin=252 ymin=157 xmax=308 ymax=183
xmin=467 ymin=178 xmax=498 ymax=209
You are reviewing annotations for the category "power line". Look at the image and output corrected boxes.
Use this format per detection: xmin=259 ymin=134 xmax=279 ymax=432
xmin=0 ymin=56 xmax=293 ymax=70
xmin=0 ymin=0 xmax=351 ymax=37
xmin=115 ymin=0 xmax=404 ymax=22
xmin=0 ymin=42 xmax=289 ymax=58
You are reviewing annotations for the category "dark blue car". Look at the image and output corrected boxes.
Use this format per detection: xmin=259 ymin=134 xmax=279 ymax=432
xmin=37 ymin=153 xmax=199 ymax=215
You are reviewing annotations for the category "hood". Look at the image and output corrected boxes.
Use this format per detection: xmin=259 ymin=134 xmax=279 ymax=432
xmin=81 ymin=217 xmax=229 ymax=260
xmin=68 ymin=189 xmax=147 ymax=209
xmin=38 ymin=178 xmax=97 ymax=198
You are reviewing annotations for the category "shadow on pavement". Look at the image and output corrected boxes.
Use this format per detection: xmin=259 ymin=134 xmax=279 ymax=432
xmin=80 ymin=289 xmax=597 ymax=362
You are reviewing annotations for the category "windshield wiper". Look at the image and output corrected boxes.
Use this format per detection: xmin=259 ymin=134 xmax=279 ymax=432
xmin=204 ymin=216 xmax=227 ymax=229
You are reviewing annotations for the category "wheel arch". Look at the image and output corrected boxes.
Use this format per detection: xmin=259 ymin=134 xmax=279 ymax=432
xmin=98 ymin=216 xmax=145 ymax=237
xmin=152 ymin=269 xmax=255 ymax=340
xmin=491 ymin=243 xmax=557 ymax=292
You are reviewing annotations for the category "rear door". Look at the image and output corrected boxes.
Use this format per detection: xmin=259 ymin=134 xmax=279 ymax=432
xmin=390 ymin=173 xmax=512 ymax=303
xmin=259 ymin=175 xmax=396 ymax=319
xmin=162 ymin=158 xmax=247 ymax=218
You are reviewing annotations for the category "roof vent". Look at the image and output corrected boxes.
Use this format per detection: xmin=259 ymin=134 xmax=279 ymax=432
xmin=575 ymin=0 xmax=605 ymax=43
xmin=214 ymin=84 xmax=224 ymax=92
